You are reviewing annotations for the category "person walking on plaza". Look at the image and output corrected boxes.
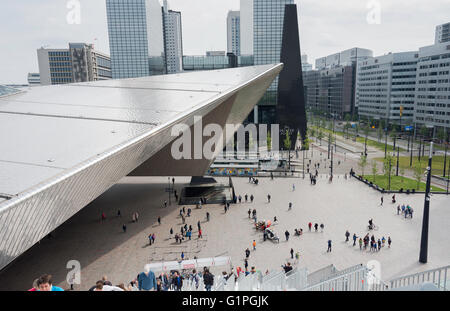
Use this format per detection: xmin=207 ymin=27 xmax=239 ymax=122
xmin=248 ymin=209 xmax=251 ymax=218
xmin=206 ymin=212 xmax=210 ymax=222
xmin=314 ymin=223 xmax=318 ymax=232
xmin=245 ymin=248 xmax=251 ymax=259
xmin=122 ymin=224 xmax=127 ymax=233
xmin=170 ymin=228 xmax=173 ymax=239
xmin=267 ymin=194 xmax=271 ymax=203
xmin=353 ymin=233 xmax=357 ymax=246
xmin=320 ymin=223 xmax=324 ymax=232
xmin=198 ymin=228 xmax=203 ymax=239
xmin=164 ymin=200 xmax=167 ymax=208
xmin=197 ymin=220 xmax=201 ymax=230
xmin=397 ymin=205 xmax=401 ymax=215
xmin=148 ymin=234 xmax=153 ymax=245
xmin=327 ymin=240 xmax=332 ymax=253
xmin=345 ymin=230 xmax=350 ymax=242
xmin=288 ymin=202 xmax=292 ymax=211
xmin=158 ymin=216 xmax=161 ymax=225
xmin=239 ymin=195 xmax=242 ymax=203
xmin=245 ymin=194 xmax=248 ymax=202
xmin=117 ymin=210 xmax=121 ymax=218
xmin=292 ymin=184 xmax=295 ymax=191
xmin=285 ymin=230 xmax=290 ymax=241
xmin=152 ymin=233 xmax=155 ymax=244
xmin=388 ymin=236 xmax=392 ymax=248
xmin=359 ymin=237 xmax=363 ymax=250
xmin=308 ymin=222 xmax=312 ymax=232
xmin=290 ymin=248 xmax=294 ymax=259
xmin=250 ymin=194 xmax=254 ymax=203
xmin=380 ymin=196 xmax=383 ymax=206
xmin=181 ymin=252 xmax=185 ymax=261
xmin=252 ymin=240 xmax=256 ymax=251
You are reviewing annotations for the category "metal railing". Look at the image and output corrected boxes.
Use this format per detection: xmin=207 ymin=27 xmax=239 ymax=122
xmin=302 ymin=265 xmax=368 ymax=291
xmin=390 ymin=265 xmax=450 ymax=291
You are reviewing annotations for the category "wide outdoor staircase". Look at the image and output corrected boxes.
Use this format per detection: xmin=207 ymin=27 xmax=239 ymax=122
xmin=178 ymin=264 xmax=450 ymax=291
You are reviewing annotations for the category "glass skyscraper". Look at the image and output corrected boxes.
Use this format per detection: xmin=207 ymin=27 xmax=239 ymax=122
xmin=253 ymin=0 xmax=294 ymax=123
xmin=106 ymin=0 xmax=165 ymax=79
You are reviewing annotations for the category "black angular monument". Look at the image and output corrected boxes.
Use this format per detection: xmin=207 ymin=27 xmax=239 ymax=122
xmin=277 ymin=4 xmax=308 ymax=147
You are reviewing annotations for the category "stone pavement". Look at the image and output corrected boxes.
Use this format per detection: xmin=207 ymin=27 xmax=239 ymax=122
xmin=0 ymin=170 xmax=449 ymax=290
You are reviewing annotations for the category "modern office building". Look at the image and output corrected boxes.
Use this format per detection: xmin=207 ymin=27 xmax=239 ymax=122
xmin=27 ymin=73 xmax=40 ymax=86
xmin=252 ymin=0 xmax=294 ymax=124
xmin=227 ymin=11 xmax=241 ymax=56
xmin=356 ymin=51 xmax=419 ymax=125
xmin=163 ymin=0 xmax=183 ymax=74
xmin=414 ymin=42 xmax=450 ymax=131
xmin=37 ymin=43 xmax=111 ymax=85
xmin=315 ymin=48 xmax=373 ymax=70
xmin=183 ymin=54 xmax=253 ymax=71
xmin=304 ymin=48 xmax=372 ymax=119
xmin=106 ymin=0 xmax=165 ymax=79
xmin=304 ymin=65 xmax=356 ymax=119
xmin=240 ymin=0 xmax=253 ymax=56
xmin=301 ymin=54 xmax=313 ymax=72
xmin=206 ymin=51 xmax=226 ymax=57
xmin=435 ymin=22 xmax=450 ymax=44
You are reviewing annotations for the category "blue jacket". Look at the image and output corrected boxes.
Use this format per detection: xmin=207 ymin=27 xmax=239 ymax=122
xmin=138 ymin=271 xmax=157 ymax=290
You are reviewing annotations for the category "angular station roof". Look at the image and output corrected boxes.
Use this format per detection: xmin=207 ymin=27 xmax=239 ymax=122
xmin=0 ymin=64 xmax=282 ymax=270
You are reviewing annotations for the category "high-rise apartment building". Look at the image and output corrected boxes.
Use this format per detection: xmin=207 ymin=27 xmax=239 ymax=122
xmin=414 ymin=42 xmax=450 ymax=131
xmin=106 ymin=0 xmax=166 ymax=79
xmin=356 ymin=51 xmax=418 ymax=125
xmin=435 ymin=22 xmax=450 ymax=44
xmin=162 ymin=0 xmax=183 ymax=74
xmin=37 ymin=43 xmax=111 ymax=85
xmin=301 ymin=54 xmax=313 ymax=72
xmin=227 ymin=11 xmax=241 ymax=56
xmin=240 ymin=0 xmax=253 ymax=56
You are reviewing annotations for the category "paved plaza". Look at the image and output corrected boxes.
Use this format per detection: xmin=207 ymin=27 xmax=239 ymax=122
xmin=0 ymin=161 xmax=449 ymax=290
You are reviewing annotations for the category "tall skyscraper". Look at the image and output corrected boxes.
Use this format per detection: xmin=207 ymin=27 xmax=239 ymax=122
xmin=227 ymin=11 xmax=241 ymax=56
xmin=253 ymin=0 xmax=294 ymax=124
xmin=435 ymin=22 xmax=450 ymax=44
xmin=106 ymin=0 xmax=165 ymax=79
xmin=240 ymin=0 xmax=253 ymax=56
xmin=163 ymin=0 xmax=183 ymax=73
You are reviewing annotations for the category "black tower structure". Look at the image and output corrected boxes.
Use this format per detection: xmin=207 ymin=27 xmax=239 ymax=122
xmin=277 ymin=4 xmax=307 ymax=147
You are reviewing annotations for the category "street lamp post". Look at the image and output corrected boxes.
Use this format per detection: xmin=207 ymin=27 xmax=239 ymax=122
xmin=419 ymin=143 xmax=434 ymax=264
xmin=330 ymin=146 xmax=334 ymax=177
xmin=410 ymin=135 xmax=414 ymax=167
xmin=396 ymin=146 xmax=400 ymax=176
xmin=303 ymin=149 xmax=305 ymax=179
xmin=384 ymin=127 xmax=388 ymax=159
xmin=388 ymin=157 xmax=392 ymax=191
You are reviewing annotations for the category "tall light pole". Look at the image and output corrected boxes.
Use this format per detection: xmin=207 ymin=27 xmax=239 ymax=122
xmin=396 ymin=146 xmax=400 ymax=176
xmin=419 ymin=142 xmax=433 ymax=264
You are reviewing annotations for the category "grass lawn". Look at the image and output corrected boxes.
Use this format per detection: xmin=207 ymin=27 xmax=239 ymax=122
xmin=310 ymin=126 xmax=404 ymax=152
xmin=363 ymin=175 xmax=446 ymax=192
xmin=374 ymin=156 xmax=450 ymax=177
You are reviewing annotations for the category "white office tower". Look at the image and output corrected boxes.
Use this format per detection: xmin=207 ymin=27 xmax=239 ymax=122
xmin=356 ymin=51 xmax=419 ymax=126
xmin=435 ymin=22 xmax=450 ymax=44
xmin=227 ymin=11 xmax=241 ymax=56
xmin=415 ymin=42 xmax=450 ymax=130
xmin=163 ymin=0 xmax=183 ymax=73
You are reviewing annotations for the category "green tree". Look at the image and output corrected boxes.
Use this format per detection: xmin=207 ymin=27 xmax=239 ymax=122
xmin=413 ymin=160 xmax=423 ymax=190
xmin=283 ymin=129 xmax=292 ymax=150
xmin=317 ymin=130 xmax=324 ymax=146
xmin=371 ymin=160 xmax=378 ymax=183
xmin=383 ymin=154 xmax=394 ymax=179
xmin=359 ymin=154 xmax=368 ymax=177
xmin=377 ymin=126 xmax=383 ymax=142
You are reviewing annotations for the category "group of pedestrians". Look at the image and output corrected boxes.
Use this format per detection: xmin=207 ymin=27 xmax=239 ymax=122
xmin=344 ymin=230 xmax=392 ymax=252
xmin=308 ymin=222 xmax=325 ymax=232
xmin=397 ymin=204 xmax=414 ymax=219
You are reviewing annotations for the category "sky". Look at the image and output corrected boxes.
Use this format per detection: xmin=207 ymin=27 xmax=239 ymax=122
xmin=0 ymin=0 xmax=449 ymax=84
